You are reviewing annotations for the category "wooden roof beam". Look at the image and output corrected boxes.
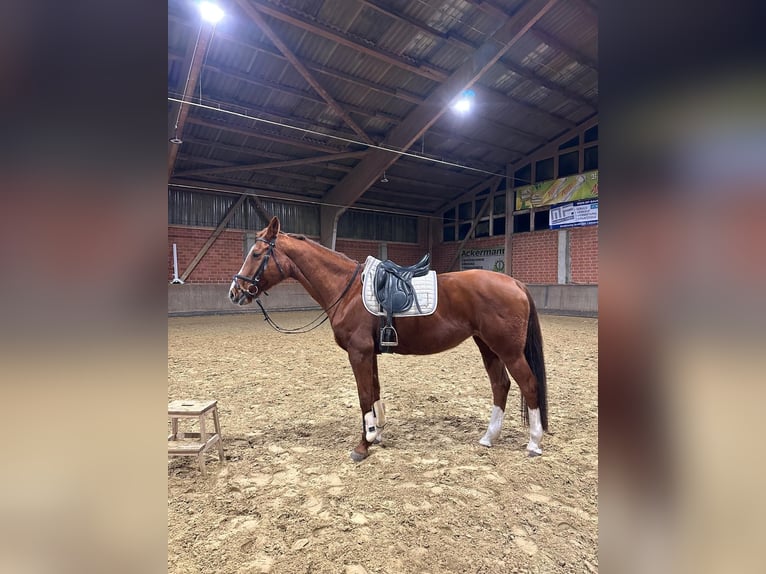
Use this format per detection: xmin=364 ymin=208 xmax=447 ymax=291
xmin=186 ymin=117 xmax=346 ymax=154
xmin=530 ymin=27 xmax=597 ymax=70
xmin=169 ymin=60 xmax=537 ymax=156
xmin=168 ymin=21 xmax=215 ymax=180
xmin=569 ymin=0 xmax=598 ymax=22
xmin=169 ymin=179 xmax=324 ymax=203
xmin=244 ymin=0 xmax=576 ymax=126
xmin=501 ymin=60 xmax=596 ymax=108
xmin=433 ymin=174 xmax=505 ymax=213
xmin=170 ymin=15 xmax=575 ymax=129
xmin=233 ymin=0 xmax=374 ymax=145
xmin=323 ymin=0 xmax=558 ymax=210
xmin=246 ymin=0 xmax=593 ymax=115
xmin=175 ymin=151 xmax=367 ymax=178
xmin=176 ymin=137 xmax=358 ymax=175
xmin=245 ymin=0 xmax=445 ymax=81
xmin=360 ymin=0 xmax=591 ymax=113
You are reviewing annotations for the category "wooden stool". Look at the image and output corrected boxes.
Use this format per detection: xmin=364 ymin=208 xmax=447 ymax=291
xmin=168 ymin=399 xmax=224 ymax=474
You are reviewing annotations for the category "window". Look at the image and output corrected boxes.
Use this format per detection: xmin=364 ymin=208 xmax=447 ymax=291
xmin=559 ymin=135 xmax=579 ymax=150
xmin=514 ymin=163 xmax=531 ymax=187
xmin=493 ymin=193 xmax=505 ymax=215
xmin=535 ymin=158 xmax=554 ymax=182
xmin=492 ymin=217 xmax=506 ymax=236
xmin=458 ymin=201 xmax=472 ymax=221
xmin=513 ymin=213 xmax=530 ymax=233
xmin=558 ymin=150 xmax=579 ymax=177
xmin=474 ymin=220 xmax=490 ymax=238
xmin=584 ymin=124 xmax=598 ymax=143
xmin=475 ymin=197 xmax=487 ymax=217
xmin=442 ymin=207 xmax=456 ymax=242
xmin=534 ymin=209 xmax=550 ymax=231
xmin=584 ymin=145 xmax=598 ymax=171
xmin=458 ymin=222 xmax=471 ymax=240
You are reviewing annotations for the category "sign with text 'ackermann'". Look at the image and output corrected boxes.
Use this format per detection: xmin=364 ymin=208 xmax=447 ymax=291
xmin=460 ymin=247 xmax=505 ymax=272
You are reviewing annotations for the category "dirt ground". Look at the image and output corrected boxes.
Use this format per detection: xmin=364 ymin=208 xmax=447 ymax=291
xmin=168 ymin=311 xmax=597 ymax=574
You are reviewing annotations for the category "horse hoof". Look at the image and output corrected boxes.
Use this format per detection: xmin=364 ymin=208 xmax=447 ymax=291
xmin=527 ymin=449 xmax=542 ymax=457
xmin=478 ymin=437 xmax=492 ymax=447
xmin=350 ymin=450 xmax=368 ymax=462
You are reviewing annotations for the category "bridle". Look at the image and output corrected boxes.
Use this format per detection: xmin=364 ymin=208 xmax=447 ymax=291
xmin=233 ymin=237 xmax=285 ymax=296
xmin=232 ymin=234 xmax=362 ymax=334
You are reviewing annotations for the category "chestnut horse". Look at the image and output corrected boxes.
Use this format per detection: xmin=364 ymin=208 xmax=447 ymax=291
xmin=229 ymin=217 xmax=548 ymax=461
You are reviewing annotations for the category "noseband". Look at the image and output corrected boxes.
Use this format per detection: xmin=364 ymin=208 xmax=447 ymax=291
xmin=233 ymin=237 xmax=285 ymax=295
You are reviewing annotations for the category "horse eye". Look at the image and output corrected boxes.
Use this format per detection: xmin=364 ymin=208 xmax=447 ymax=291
xmin=252 ymin=252 xmax=261 ymax=259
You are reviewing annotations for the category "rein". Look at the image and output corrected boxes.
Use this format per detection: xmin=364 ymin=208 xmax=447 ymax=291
xmin=254 ymin=262 xmax=361 ymax=334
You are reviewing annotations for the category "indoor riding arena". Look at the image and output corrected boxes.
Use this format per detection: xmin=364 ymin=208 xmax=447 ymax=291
xmin=168 ymin=1 xmax=598 ymax=572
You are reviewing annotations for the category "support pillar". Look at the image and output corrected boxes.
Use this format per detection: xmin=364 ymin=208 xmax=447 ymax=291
xmin=320 ymin=205 xmax=343 ymax=249
xmin=504 ymin=183 xmax=514 ymax=277
xmin=557 ymin=229 xmax=570 ymax=284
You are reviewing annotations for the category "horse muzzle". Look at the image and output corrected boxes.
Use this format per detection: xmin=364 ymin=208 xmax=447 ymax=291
xmin=229 ymin=279 xmax=258 ymax=306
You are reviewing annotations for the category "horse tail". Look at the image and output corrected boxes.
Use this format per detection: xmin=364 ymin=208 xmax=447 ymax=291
xmin=520 ymin=285 xmax=548 ymax=431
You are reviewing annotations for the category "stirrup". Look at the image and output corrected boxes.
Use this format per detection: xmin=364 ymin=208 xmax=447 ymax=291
xmin=380 ymin=325 xmax=398 ymax=347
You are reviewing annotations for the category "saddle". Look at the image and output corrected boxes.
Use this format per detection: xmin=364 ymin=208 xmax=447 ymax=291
xmin=374 ymin=253 xmax=431 ymax=351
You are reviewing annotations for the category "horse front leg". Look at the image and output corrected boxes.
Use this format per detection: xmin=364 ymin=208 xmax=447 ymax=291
xmin=348 ymin=346 xmax=377 ymax=462
xmin=370 ymin=353 xmax=385 ymax=445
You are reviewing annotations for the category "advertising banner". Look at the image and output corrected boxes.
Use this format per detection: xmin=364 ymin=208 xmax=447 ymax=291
xmin=515 ymin=170 xmax=598 ymax=210
xmin=549 ymin=199 xmax=599 ymax=229
xmin=460 ymin=247 xmax=505 ymax=272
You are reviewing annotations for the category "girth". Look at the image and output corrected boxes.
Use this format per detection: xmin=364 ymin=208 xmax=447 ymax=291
xmin=374 ymin=253 xmax=431 ymax=352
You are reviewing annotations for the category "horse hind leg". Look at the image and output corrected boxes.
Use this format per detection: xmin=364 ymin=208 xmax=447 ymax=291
xmin=474 ymin=337 xmax=511 ymax=447
xmin=505 ymin=356 xmax=544 ymax=456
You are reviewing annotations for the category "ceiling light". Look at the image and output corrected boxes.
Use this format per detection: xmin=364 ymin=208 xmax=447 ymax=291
xmin=452 ymin=98 xmax=471 ymax=113
xmin=452 ymin=89 xmax=475 ymax=114
xmin=380 ymin=171 xmax=389 ymax=183
xmin=169 ymin=137 xmax=183 ymax=145
xmin=199 ymin=2 xmax=224 ymax=24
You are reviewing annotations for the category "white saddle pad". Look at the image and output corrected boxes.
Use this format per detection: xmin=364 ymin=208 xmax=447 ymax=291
xmin=361 ymin=256 xmax=438 ymax=317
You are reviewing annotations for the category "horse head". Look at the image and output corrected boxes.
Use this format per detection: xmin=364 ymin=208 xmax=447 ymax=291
xmin=229 ymin=217 xmax=287 ymax=306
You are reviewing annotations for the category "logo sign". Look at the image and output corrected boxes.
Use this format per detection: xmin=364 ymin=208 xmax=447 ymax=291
xmin=549 ymin=199 xmax=598 ymax=229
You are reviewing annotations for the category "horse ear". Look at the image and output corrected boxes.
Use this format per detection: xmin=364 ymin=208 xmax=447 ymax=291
xmin=266 ymin=216 xmax=280 ymax=239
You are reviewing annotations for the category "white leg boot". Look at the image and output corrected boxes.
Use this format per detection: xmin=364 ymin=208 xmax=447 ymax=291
xmin=479 ymin=406 xmax=505 ymax=447
xmin=526 ymin=407 xmax=543 ymax=456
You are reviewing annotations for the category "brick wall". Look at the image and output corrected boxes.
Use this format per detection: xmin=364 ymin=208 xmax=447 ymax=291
xmin=334 ymin=239 xmax=380 ymax=264
xmin=569 ymin=225 xmax=599 ymax=284
xmin=431 ymin=231 xmax=558 ymax=284
xmin=511 ymin=230 xmax=559 ymax=284
xmin=169 ymin=226 xmax=429 ymax=283
xmin=169 ymin=224 xmax=598 ymax=286
xmin=168 ymin=226 xmax=246 ymax=283
xmin=430 ymin=227 xmax=597 ymax=285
